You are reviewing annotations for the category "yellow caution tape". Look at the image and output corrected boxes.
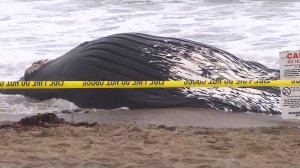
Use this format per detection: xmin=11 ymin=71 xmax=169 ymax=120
xmin=1 ymin=80 xmax=300 ymax=89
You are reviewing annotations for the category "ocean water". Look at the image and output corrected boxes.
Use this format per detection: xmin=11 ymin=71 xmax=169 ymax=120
xmin=0 ymin=0 xmax=300 ymax=114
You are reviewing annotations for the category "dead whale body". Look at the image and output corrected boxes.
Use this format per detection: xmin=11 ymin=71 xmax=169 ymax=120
xmin=1 ymin=33 xmax=281 ymax=114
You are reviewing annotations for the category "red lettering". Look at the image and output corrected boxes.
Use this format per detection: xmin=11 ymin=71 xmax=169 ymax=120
xmin=287 ymin=53 xmax=300 ymax=59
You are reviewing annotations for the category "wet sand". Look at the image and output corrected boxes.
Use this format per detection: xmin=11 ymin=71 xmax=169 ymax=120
xmin=1 ymin=108 xmax=300 ymax=168
xmin=0 ymin=108 xmax=293 ymax=128
xmin=60 ymin=108 xmax=289 ymax=128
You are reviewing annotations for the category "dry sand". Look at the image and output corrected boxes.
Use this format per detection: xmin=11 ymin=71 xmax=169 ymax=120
xmin=1 ymin=108 xmax=300 ymax=168
xmin=0 ymin=122 xmax=300 ymax=168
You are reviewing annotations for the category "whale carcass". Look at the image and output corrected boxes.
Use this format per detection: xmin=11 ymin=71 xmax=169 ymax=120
xmin=0 ymin=33 xmax=280 ymax=114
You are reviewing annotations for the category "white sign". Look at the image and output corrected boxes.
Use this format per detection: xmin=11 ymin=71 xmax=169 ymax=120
xmin=280 ymin=50 xmax=300 ymax=119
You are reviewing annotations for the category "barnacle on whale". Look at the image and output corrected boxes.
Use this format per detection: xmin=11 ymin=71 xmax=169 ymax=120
xmin=24 ymin=59 xmax=51 ymax=78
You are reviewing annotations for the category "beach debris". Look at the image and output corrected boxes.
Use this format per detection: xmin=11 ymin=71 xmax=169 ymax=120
xmin=156 ymin=125 xmax=176 ymax=131
xmin=0 ymin=113 xmax=64 ymax=129
xmin=70 ymin=122 xmax=98 ymax=127
xmin=0 ymin=121 xmax=15 ymax=129
xmin=0 ymin=113 xmax=100 ymax=129
xmin=18 ymin=113 xmax=65 ymax=126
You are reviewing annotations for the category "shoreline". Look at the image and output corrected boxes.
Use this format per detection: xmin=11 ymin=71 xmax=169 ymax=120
xmin=1 ymin=108 xmax=299 ymax=128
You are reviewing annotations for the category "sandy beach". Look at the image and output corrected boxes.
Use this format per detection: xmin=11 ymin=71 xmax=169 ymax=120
xmin=0 ymin=109 xmax=300 ymax=168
